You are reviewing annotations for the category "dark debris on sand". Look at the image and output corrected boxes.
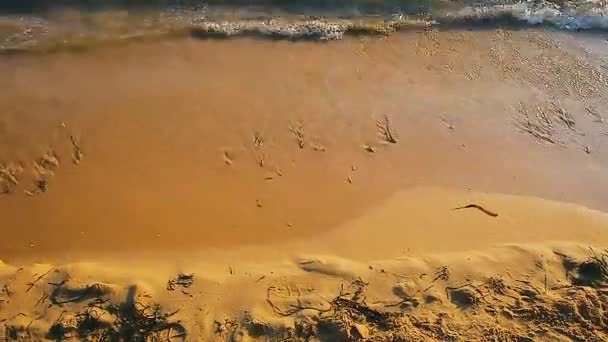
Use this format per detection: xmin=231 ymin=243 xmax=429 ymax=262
xmin=220 ymin=250 xmax=608 ymax=341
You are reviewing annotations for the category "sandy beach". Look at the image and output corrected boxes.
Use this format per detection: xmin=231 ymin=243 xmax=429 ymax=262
xmin=1 ymin=18 xmax=608 ymax=341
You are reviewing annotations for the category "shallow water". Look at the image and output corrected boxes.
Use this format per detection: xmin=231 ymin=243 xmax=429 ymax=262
xmin=1 ymin=0 xmax=607 ymax=54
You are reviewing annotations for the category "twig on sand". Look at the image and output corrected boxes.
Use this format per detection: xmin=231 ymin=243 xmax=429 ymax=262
xmin=440 ymin=117 xmax=455 ymax=130
xmin=586 ymin=106 xmax=604 ymax=123
xmin=253 ymin=131 xmax=265 ymax=167
xmin=34 ymin=178 xmax=48 ymax=193
xmin=363 ymin=145 xmax=377 ymax=153
xmin=553 ymin=102 xmax=584 ymax=135
xmin=167 ymin=273 xmax=194 ymax=291
xmin=2 ymin=284 xmax=12 ymax=297
xmin=36 ymin=151 xmax=59 ymax=171
xmin=26 ymin=315 xmax=44 ymax=334
xmin=553 ymin=103 xmax=574 ymax=130
xmin=70 ymin=135 xmax=83 ymax=165
xmin=253 ymin=131 xmax=264 ymax=148
xmin=583 ymin=145 xmax=592 ymax=154
xmin=35 ymin=292 xmax=49 ymax=307
xmin=433 ymin=266 xmax=451 ymax=282
xmin=0 ymin=165 xmax=20 ymax=185
xmin=574 ymin=139 xmax=592 ymax=154
xmin=310 ymin=143 xmax=327 ymax=152
xmin=536 ymin=105 xmax=552 ymax=128
xmin=289 ymin=122 xmax=305 ymax=149
xmin=384 ymin=293 xmax=419 ymax=308
xmin=0 ymin=164 xmax=19 ymax=194
xmin=515 ymin=103 xmax=559 ymax=145
xmin=452 ymin=204 xmax=498 ymax=217
xmin=223 ymin=151 xmax=234 ymax=166
xmin=26 ymin=268 xmax=53 ymax=293
xmin=377 ymin=114 xmax=398 ymax=144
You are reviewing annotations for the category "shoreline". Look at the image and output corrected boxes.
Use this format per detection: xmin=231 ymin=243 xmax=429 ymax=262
xmin=2 ymin=2 xmax=608 ymax=55
xmin=1 ymin=25 xmax=608 ymax=341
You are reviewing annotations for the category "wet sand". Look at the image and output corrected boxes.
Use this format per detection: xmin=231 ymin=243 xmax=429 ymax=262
xmin=1 ymin=30 xmax=608 ymax=261
xmin=1 ymin=28 xmax=608 ymax=341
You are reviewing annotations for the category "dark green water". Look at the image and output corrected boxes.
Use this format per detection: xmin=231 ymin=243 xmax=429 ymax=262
xmin=1 ymin=1 xmax=446 ymax=15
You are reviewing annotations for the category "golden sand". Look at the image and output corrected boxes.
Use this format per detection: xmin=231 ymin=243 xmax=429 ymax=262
xmin=1 ymin=29 xmax=608 ymax=340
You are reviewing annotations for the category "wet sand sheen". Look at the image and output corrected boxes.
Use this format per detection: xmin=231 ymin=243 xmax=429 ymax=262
xmin=2 ymin=27 xmax=608 ymax=342
xmin=1 ymin=30 xmax=608 ymax=262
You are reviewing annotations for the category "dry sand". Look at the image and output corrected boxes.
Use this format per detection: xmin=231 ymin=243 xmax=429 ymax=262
xmin=1 ymin=28 xmax=608 ymax=341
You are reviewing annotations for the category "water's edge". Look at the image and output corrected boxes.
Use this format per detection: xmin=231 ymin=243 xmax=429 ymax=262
xmin=1 ymin=0 xmax=607 ymax=54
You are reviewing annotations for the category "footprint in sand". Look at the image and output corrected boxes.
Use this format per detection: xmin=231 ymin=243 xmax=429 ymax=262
xmin=447 ymin=286 xmax=480 ymax=309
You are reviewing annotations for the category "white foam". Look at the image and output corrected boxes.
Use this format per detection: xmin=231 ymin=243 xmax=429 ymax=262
xmin=448 ymin=1 xmax=608 ymax=30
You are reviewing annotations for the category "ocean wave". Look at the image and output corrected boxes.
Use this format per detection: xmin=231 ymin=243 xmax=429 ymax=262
xmin=188 ymin=18 xmax=427 ymax=40
xmin=448 ymin=2 xmax=608 ymax=30
xmin=1 ymin=1 xmax=607 ymax=54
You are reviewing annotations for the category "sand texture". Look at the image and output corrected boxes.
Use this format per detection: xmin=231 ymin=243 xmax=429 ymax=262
xmin=1 ymin=25 xmax=608 ymax=341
